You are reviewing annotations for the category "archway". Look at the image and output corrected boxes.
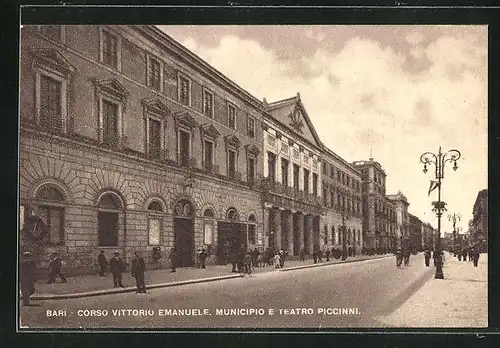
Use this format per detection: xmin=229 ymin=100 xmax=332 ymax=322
xmin=173 ymin=199 xmax=195 ymax=267
xmin=216 ymin=207 xmax=246 ymax=265
xmin=97 ymin=192 xmax=123 ymax=247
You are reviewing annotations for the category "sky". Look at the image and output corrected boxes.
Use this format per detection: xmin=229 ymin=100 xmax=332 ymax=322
xmin=158 ymin=25 xmax=488 ymax=236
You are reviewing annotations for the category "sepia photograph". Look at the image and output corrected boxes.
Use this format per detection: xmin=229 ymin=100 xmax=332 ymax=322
xmin=18 ymin=23 xmax=488 ymax=330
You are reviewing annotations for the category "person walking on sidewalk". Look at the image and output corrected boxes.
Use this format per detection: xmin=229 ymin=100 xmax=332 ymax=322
xmin=20 ymin=251 xmax=36 ymax=306
xmin=251 ymin=248 xmax=259 ymax=268
xmin=472 ymin=248 xmax=480 ymax=267
xmin=199 ymin=248 xmax=208 ymax=269
xmin=325 ymin=248 xmax=330 ymax=262
xmin=300 ymin=248 xmax=306 ymax=262
xmin=243 ymin=251 xmax=253 ymax=276
xmin=169 ymin=247 xmax=178 ymax=273
xmin=274 ymin=253 xmax=281 ymax=269
xmin=97 ymin=250 xmax=108 ymax=277
xmin=110 ymin=251 xmax=125 ymax=288
xmin=47 ymin=253 xmax=67 ymax=284
xmin=131 ymin=251 xmax=146 ymax=293
xmin=424 ymin=249 xmax=431 ymax=267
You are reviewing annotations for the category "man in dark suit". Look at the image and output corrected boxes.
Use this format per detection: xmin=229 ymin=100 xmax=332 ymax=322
xmin=169 ymin=247 xmax=178 ymax=273
xmin=20 ymin=251 xmax=36 ymax=306
xmin=109 ymin=251 xmax=125 ymax=288
xmin=131 ymin=251 xmax=146 ymax=293
xmin=47 ymin=252 xmax=67 ymax=284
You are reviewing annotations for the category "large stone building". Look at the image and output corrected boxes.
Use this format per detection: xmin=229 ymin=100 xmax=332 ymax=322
xmin=386 ymin=191 xmax=410 ymax=249
xmin=470 ymin=189 xmax=488 ymax=252
xmin=20 ymin=25 xmax=266 ymax=273
xmin=352 ymin=158 xmax=396 ymax=251
xmin=261 ymin=94 xmax=362 ymax=255
xmin=408 ymin=213 xmax=423 ymax=251
xmin=421 ymin=222 xmax=436 ymax=250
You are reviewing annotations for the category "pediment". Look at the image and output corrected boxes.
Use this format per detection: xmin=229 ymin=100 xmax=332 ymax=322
xmin=94 ymin=78 xmax=130 ymax=100
xmin=200 ymin=123 xmax=221 ymax=140
xmin=224 ymin=134 xmax=242 ymax=149
xmin=174 ymin=111 xmax=199 ymax=129
xmin=245 ymin=144 xmax=260 ymax=156
xmin=142 ymin=98 xmax=171 ymax=116
xmin=31 ymin=48 xmax=76 ymax=75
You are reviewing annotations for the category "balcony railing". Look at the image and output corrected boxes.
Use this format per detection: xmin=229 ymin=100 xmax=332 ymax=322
xmin=228 ymin=169 xmax=242 ymax=182
xmin=203 ymin=161 xmax=219 ymax=175
xmin=178 ymin=153 xmax=197 ymax=168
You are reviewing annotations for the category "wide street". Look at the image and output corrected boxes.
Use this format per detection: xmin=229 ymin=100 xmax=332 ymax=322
xmin=20 ymin=254 xmax=433 ymax=329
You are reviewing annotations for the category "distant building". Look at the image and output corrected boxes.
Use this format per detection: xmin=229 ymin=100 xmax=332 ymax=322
xmin=386 ymin=191 xmax=410 ymax=249
xmin=409 ymin=214 xmax=423 ymax=251
xmin=471 ymin=189 xmax=488 ymax=252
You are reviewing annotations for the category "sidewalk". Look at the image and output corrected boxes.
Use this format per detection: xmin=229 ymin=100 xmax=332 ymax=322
xmin=375 ymin=252 xmax=488 ymax=328
xmin=30 ymin=253 xmax=392 ymax=300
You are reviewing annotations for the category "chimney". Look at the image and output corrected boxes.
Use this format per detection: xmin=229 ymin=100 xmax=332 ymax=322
xmin=263 ymin=97 xmax=268 ymax=106
xmin=296 ymin=92 xmax=301 ymax=98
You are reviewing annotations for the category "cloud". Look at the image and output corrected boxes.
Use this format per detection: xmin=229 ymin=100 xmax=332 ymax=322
xmin=166 ymin=27 xmax=487 ymax=230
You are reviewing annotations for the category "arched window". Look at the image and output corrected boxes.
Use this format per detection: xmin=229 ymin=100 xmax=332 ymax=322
xmin=34 ymin=184 xmax=66 ymax=244
xmin=147 ymin=200 xmax=164 ymax=246
xmin=97 ymin=192 xmax=122 ymax=247
xmin=226 ymin=208 xmax=238 ymax=221
xmin=248 ymin=214 xmax=257 ymax=244
xmin=203 ymin=208 xmax=215 ymax=245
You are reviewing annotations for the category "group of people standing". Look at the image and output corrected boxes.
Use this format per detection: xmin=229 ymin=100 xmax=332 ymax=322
xmin=97 ymin=250 xmax=147 ymax=293
xmin=456 ymin=248 xmax=481 ymax=267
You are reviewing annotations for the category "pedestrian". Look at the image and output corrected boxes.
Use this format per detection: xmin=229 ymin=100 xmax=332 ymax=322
xmin=457 ymin=252 xmax=462 ymax=262
xmin=403 ymin=249 xmax=410 ymax=267
xmin=97 ymin=250 xmax=108 ymax=277
xmin=348 ymin=246 xmax=353 ymax=257
xmin=473 ymin=248 xmax=480 ymax=267
xmin=251 ymin=248 xmax=259 ymax=267
xmin=274 ymin=253 xmax=281 ymax=269
xmin=424 ymin=249 xmax=431 ymax=267
xmin=109 ymin=251 xmax=125 ymax=288
xmin=299 ymin=248 xmax=306 ymax=262
xmin=229 ymin=249 xmax=238 ymax=272
xmin=199 ymin=248 xmax=207 ymax=269
xmin=243 ymin=252 xmax=252 ymax=276
xmin=20 ymin=251 xmax=36 ymax=306
xmin=325 ymin=248 xmax=330 ymax=262
xmin=317 ymin=249 xmax=323 ymax=263
xmin=279 ymin=249 xmax=286 ymax=268
xmin=131 ymin=251 xmax=146 ymax=293
xmin=352 ymin=247 xmax=356 ymax=257
xmin=47 ymin=253 xmax=67 ymax=284
xmin=462 ymin=250 xmax=467 ymax=262
xmin=312 ymin=249 xmax=318 ymax=264
xmin=169 ymin=247 xmax=178 ymax=273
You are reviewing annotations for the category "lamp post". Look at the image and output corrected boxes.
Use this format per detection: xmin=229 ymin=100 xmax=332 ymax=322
xmin=420 ymin=146 xmax=461 ymax=279
xmin=448 ymin=213 xmax=461 ymax=256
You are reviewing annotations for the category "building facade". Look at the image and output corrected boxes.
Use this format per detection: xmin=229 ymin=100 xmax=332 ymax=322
xmin=352 ymin=159 xmax=396 ymax=252
xmin=386 ymin=191 xmax=410 ymax=249
xmin=20 ymin=25 xmax=265 ymax=273
xmin=408 ymin=213 xmax=423 ymax=251
xmin=421 ymin=222 xmax=436 ymax=250
xmin=470 ymin=189 xmax=488 ymax=252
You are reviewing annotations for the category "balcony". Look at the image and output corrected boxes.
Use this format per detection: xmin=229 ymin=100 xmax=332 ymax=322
xmin=203 ymin=161 xmax=219 ymax=175
xmin=228 ymin=169 xmax=242 ymax=182
xmin=178 ymin=153 xmax=197 ymax=168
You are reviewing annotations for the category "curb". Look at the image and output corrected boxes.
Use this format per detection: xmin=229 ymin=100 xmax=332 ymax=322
xmin=30 ymin=274 xmax=244 ymax=300
xmin=279 ymin=254 xmax=394 ymax=272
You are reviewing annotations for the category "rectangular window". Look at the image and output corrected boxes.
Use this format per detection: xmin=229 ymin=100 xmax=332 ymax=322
xmin=228 ymin=104 xmax=236 ymax=129
xmin=323 ymin=187 xmax=327 ymax=205
xmin=248 ymin=157 xmax=255 ymax=183
xmin=304 ymin=169 xmax=310 ymax=193
xmin=330 ymin=190 xmax=334 ymax=208
xmin=247 ymin=116 xmax=255 ymax=138
xmin=102 ymin=30 xmax=118 ymax=68
xmin=281 ymin=158 xmax=289 ymax=187
xmin=228 ymin=150 xmax=236 ymax=179
xmin=148 ymin=118 xmax=161 ymax=158
xmin=40 ymin=25 xmax=62 ymax=41
xmin=149 ymin=58 xmax=162 ymax=91
xmin=204 ymin=140 xmax=214 ymax=172
xmin=313 ymin=173 xmax=318 ymax=196
xmin=40 ymin=75 xmax=62 ymax=132
xmin=148 ymin=217 xmax=161 ymax=245
xmin=293 ymin=148 xmax=299 ymax=159
xmin=37 ymin=206 xmax=64 ymax=244
xmin=179 ymin=130 xmax=191 ymax=166
xmin=204 ymin=221 xmax=214 ymax=245
xmin=179 ymin=76 xmax=191 ymax=106
xmin=281 ymin=142 xmax=289 ymax=153
xmin=293 ymin=164 xmax=300 ymax=190
xmin=102 ymin=99 xmax=119 ymax=146
xmin=268 ymin=133 xmax=276 ymax=147
xmin=267 ymin=152 xmax=276 ymax=182
xmin=203 ymin=90 xmax=214 ymax=118
xmin=323 ymin=162 xmax=327 ymax=175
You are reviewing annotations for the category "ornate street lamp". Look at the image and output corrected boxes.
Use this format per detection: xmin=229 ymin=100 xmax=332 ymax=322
xmin=448 ymin=213 xmax=461 ymax=256
xmin=420 ymin=146 xmax=461 ymax=279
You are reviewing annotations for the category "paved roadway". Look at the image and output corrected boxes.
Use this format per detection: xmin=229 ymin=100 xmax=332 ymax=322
xmin=19 ymin=253 xmax=434 ymax=329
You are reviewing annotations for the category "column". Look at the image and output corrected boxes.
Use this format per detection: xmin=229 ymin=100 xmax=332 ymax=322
xmin=288 ymin=158 xmax=293 ymax=187
xmin=283 ymin=210 xmax=294 ymax=254
xmin=297 ymin=213 xmax=304 ymax=255
xmin=299 ymin=166 xmax=304 ymax=191
xmin=272 ymin=208 xmax=282 ymax=250
xmin=306 ymin=214 xmax=313 ymax=255
xmin=277 ymin=155 xmax=282 ymax=184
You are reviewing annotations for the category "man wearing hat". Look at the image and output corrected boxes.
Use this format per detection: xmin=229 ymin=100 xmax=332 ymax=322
xmin=131 ymin=251 xmax=146 ymax=293
xmin=20 ymin=251 xmax=36 ymax=306
xmin=47 ymin=252 xmax=67 ymax=284
xmin=109 ymin=251 xmax=125 ymax=288
xmin=97 ymin=250 xmax=108 ymax=277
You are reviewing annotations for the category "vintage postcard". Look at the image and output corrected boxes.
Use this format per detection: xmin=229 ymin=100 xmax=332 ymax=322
xmin=18 ymin=23 xmax=488 ymax=330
